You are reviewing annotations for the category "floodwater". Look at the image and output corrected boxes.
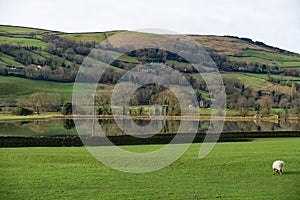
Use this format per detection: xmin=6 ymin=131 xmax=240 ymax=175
xmin=0 ymin=118 xmax=299 ymax=137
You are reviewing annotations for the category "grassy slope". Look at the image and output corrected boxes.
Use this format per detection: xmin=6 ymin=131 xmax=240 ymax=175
xmin=222 ymin=72 xmax=272 ymax=89
xmin=58 ymin=31 xmax=123 ymax=43
xmin=0 ymin=25 xmax=54 ymax=34
xmin=0 ymin=25 xmax=299 ymax=103
xmin=242 ymin=72 xmax=300 ymax=83
xmin=1 ymin=25 xmax=300 ymax=69
xmin=0 ymin=52 xmax=23 ymax=66
xmin=228 ymin=49 xmax=300 ymax=68
xmin=0 ymin=76 xmax=118 ymax=104
xmin=191 ymin=35 xmax=300 ymax=68
xmin=0 ymin=76 xmax=74 ymax=101
xmin=0 ymin=36 xmax=46 ymax=48
xmin=1 ymin=138 xmax=299 ymax=199
xmin=191 ymin=35 xmax=267 ymax=55
xmin=221 ymin=73 xmax=293 ymax=95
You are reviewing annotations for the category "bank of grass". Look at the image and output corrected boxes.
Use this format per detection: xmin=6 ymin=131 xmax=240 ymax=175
xmin=1 ymin=138 xmax=299 ymax=199
xmin=242 ymin=72 xmax=300 ymax=81
xmin=0 ymin=36 xmax=46 ymax=48
xmin=0 ymin=76 xmax=74 ymax=102
xmin=222 ymin=73 xmax=272 ymax=89
xmin=0 ymin=52 xmax=23 ymax=66
xmin=228 ymin=49 xmax=300 ymax=68
xmin=58 ymin=31 xmax=123 ymax=43
xmin=0 ymin=25 xmax=53 ymax=34
xmin=0 ymin=113 xmax=63 ymax=121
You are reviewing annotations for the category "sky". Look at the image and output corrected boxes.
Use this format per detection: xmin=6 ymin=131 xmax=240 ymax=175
xmin=0 ymin=0 xmax=299 ymax=53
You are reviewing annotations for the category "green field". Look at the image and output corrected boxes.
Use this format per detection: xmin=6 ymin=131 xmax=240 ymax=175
xmin=1 ymin=138 xmax=299 ymax=199
xmin=0 ymin=113 xmax=63 ymax=120
xmin=229 ymin=49 xmax=300 ymax=68
xmin=58 ymin=31 xmax=123 ymax=43
xmin=221 ymin=73 xmax=272 ymax=89
xmin=0 ymin=52 xmax=23 ymax=66
xmin=0 ymin=76 xmax=74 ymax=101
xmin=0 ymin=25 xmax=53 ymax=34
xmin=0 ymin=36 xmax=46 ymax=48
xmin=59 ymin=32 xmax=106 ymax=43
xmin=199 ymin=108 xmax=257 ymax=116
xmin=241 ymin=73 xmax=300 ymax=83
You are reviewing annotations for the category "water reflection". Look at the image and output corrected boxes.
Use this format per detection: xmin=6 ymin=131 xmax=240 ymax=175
xmin=0 ymin=118 xmax=299 ymax=137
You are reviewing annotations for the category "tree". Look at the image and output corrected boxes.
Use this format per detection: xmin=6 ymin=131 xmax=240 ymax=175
xmin=138 ymin=107 xmax=145 ymax=115
xmin=97 ymin=92 xmax=112 ymax=115
xmin=291 ymin=98 xmax=300 ymax=115
xmin=12 ymin=107 xmax=33 ymax=116
xmin=61 ymin=102 xmax=73 ymax=115
xmin=278 ymin=98 xmax=289 ymax=109
xmin=257 ymin=95 xmax=274 ymax=116
xmin=63 ymin=119 xmax=75 ymax=130
xmin=238 ymin=96 xmax=249 ymax=117
xmin=29 ymin=93 xmax=43 ymax=114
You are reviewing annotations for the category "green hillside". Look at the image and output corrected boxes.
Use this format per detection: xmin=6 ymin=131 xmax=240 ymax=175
xmin=228 ymin=49 xmax=300 ymax=68
xmin=0 ymin=25 xmax=299 ymax=71
xmin=0 ymin=25 xmax=55 ymax=34
xmin=0 ymin=76 xmax=73 ymax=101
xmin=0 ymin=25 xmax=299 ymax=116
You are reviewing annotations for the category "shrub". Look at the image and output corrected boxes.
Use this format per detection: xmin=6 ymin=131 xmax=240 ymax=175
xmin=12 ymin=107 xmax=33 ymax=116
xmin=61 ymin=102 xmax=72 ymax=115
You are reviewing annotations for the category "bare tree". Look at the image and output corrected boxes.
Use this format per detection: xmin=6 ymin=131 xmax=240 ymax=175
xmin=257 ymin=95 xmax=274 ymax=116
xmin=238 ymin=96 xmax=249 ymax=117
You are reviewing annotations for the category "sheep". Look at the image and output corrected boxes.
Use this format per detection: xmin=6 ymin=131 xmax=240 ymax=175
xmin=272 ymin=160 xmax=285 ymax=175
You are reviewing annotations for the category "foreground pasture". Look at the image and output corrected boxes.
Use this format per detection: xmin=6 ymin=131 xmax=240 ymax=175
xmin=1 ymin=138 xmax=299 ymax=199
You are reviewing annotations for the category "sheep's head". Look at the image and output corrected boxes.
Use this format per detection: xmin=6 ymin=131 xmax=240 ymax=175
xmin=273 ymin=168 xmax=282 ymax=175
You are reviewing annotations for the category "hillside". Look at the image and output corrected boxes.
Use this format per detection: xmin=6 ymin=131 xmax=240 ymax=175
xmin=1 ymin=25 xmax=299 ymax=70
xmin=0 ymin=25 xmax=299 ymax=116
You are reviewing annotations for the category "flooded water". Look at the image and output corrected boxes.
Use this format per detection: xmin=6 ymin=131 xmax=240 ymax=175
xmin=0 ymin=118 xmax=299 ymax=137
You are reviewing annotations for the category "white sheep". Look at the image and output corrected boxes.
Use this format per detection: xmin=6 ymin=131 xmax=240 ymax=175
xmin=272 ymin=160 xmax=285 ymax=175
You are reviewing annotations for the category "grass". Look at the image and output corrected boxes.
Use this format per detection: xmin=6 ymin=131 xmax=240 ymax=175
xmin=244 ymin=49 xmax=300 ymax=62
xmin=228 ymin=73 xmax=298 ymax=95
xmin=0 ymin=76 xmax=116 ymax=105
xmin=59 ymin=33 xmax=106 ymax=43
xmin=0 ymin=138 xmax=299 ymax=199
xmin=166 ymin=60 xmax=190 ymax=67
xmin=0 ymin=36 xmax=46 ymax=48
xmin=199 ymin=108 xmax=257 ymax=116
xmin=229 ymin=49 xmax=300 ymax=68
xmin=0 ymin=76 xmax=74 ymax=102
xmin=242 ymin=73 xmax=300 ymax=81
xmin=0 ymin=52 xmax=23 ymax=66
xmin=58 ymin=31 xmax=123 ymax=43
xmin=192 ymin=35 xmax=263 ymax=56
xmin=0 ymin=113 xmax=63 ymax=120
xmin=92 ymin=49 xmax=139 ymax=64
xmin=0 ymin=25 xmax=53 ymax=34
xmin=222 ymin=73 xmax=272 ymax=89
xmin=0 ymin=60 xmax=7 ymax=66
xmin=118 ymin=55 xmax=139 ymax=63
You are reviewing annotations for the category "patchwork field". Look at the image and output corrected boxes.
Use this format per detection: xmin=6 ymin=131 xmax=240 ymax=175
xmin=1 ymin=138 xmax=299 ymax=199
xmin=0 ymin=76 xmax=74 ymax=101
xmin=221 ymin=72 xmax=272 ymax=89
xmin=228 ymin=49 xmax=300 ymax=68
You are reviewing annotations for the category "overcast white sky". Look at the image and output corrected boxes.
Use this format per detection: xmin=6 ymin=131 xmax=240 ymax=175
xmin=1 ymin=0 xmax=299 ymax=53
